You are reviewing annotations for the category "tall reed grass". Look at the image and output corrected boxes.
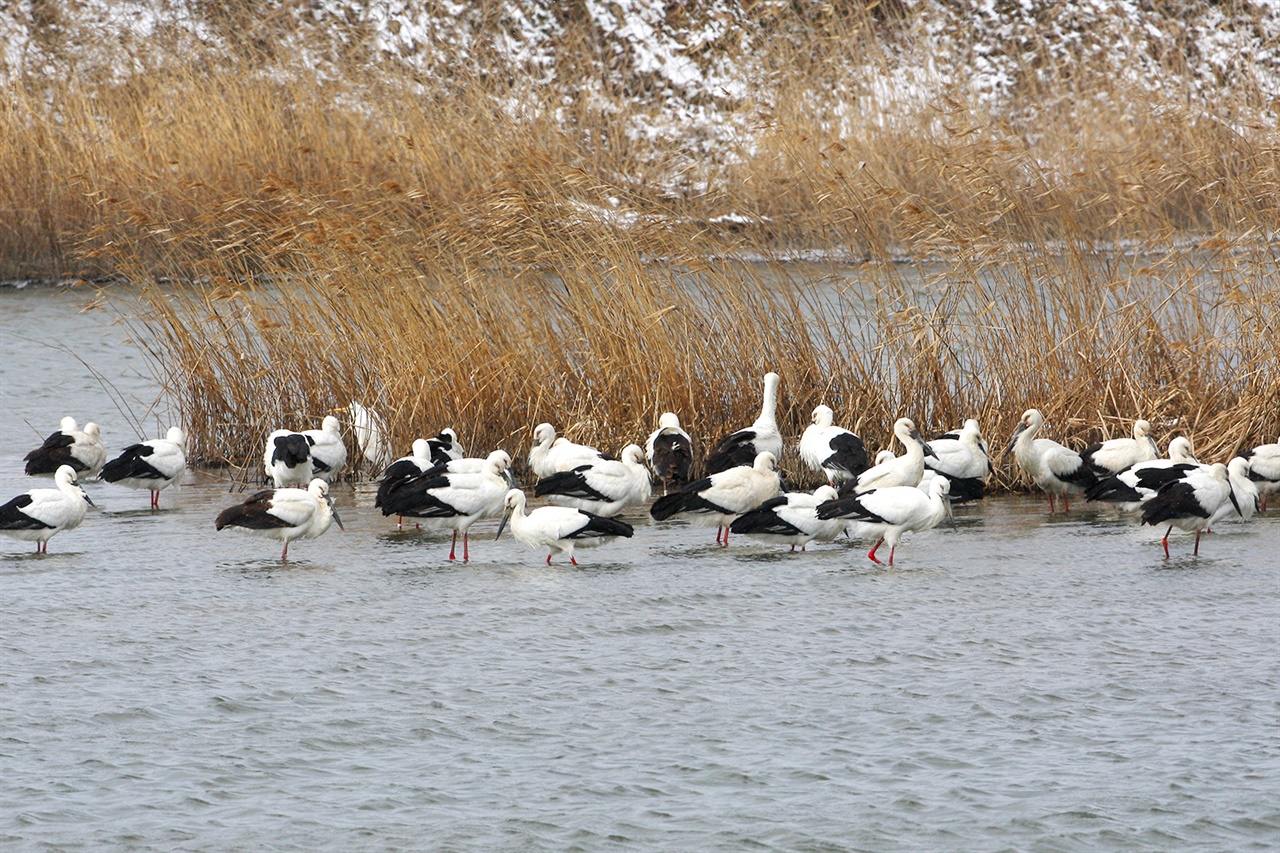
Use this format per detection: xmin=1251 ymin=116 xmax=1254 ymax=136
xmin=4 ymin=9 xmax=1277 ymax=487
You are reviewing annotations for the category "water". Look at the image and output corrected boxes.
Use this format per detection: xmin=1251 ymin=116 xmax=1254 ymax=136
xmin=2 ymin=284 xmax=1278 ymax=851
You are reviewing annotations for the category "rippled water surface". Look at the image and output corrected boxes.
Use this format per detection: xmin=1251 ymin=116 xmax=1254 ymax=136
xmin=2 ymin=285 xmax=1278 ymax=850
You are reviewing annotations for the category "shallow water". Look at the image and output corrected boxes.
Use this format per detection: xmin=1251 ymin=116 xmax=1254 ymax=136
xmin=2 ymin=285 xmax=1278 ymax=851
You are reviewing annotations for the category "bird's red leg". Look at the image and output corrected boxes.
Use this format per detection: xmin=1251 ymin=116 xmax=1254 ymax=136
xmin=1047 ymin=494 xmax=1056 ymax=513
xmin=281 ymin=541 xmax=289 ymax=560
xmin=545 ymin=553 xmax=552 ymax=565
xmin=1162 ymin=526 xmax=1171 ymax=559
xmin=463 ymin=532 xmax=470 ymax=562
xmin=448 ymin=531 xmax=457 ymax=560
xmin=1063 ymin=496 xmax=1070 ymax=513
xmin=867 ymin=537 xmax=884 ymax=564
xmin=571 ymin=556 xmax=579 ymax=566
xmin=887 ymin=545 xmax=895 ymax=566
xmin=1193 ymin=531 xmax=1201 ymax=556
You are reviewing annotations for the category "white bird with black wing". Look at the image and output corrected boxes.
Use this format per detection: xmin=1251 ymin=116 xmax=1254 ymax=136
xmin=729 ymin=485 xmax=843 ymax=551
xmin=534 ymin=444 xmax=651 ymax=517
xmin=1238 ymin=436 xmax=1279 ymax=511
xmin=1080 ymin=418 xmax=1160 ymax=477
xmin=24 ymin=417 xmax=107 ymax=478
xmin=650 ymin=451 xmax=782 ymax=545
xmin=99 ymin=426 xmax=187 ymax=508
xmin=376 ymin=450 xmax=511 ymax=561
xmin=924 ymin=419 xmax=991 ymax=502
xmin=527 ymin=423 xmax=606 ymax=480
xmin=496 ymin=488 xmax=634 ymax=566
xmin=1140 ymin=462 xmax=1241 ymax=558
xmin=1004 ymin=409 xmax=1097 ymax=512
xmin=303 ymin=415 xmax=347 ymax=483
xmin=799 ymin=405 xmax=868 ymax=486
xmin=850 ymin=417 xmax=934 ymax=493
xmin=1085 ymin=436 xmax=1200 ymax=511
xmin=0 ymin=465 xmax=93 ymax=554
xmin=646 ymin=412 xmax=694 ymax=490
xmin=817 ymin=476 xmax=952 ymax=566
xmin=263 ymin=428 xmax=313 ymax=488
xmin=704 ymin=372 xmax=783 ymax=475
xmin=215 ymin=477 xmax=343 ymax=561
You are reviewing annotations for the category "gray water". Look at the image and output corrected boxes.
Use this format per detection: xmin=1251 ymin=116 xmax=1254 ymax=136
xmin=2 ymin=284 xmax=1278 ymax=851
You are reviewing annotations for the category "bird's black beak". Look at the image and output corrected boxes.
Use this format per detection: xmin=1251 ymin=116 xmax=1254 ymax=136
xmin=496 ymin=510 xmax=510 ymax=540
xmin=82 ymin=490 xmax=96 ymax=508
xmin=328 ymin=498 xmax=345 ymax=531
xmin=1003 ymin=423 xmax=1028 ymax=458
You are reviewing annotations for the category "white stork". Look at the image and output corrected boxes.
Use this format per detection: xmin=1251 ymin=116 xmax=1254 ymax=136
xmin=728 ymin=485 xmax=843 ymax=551
xmin=816 ymin=476 xmax=952 ymax=566
xmin=215 ymin=477 xmax=343 ymax=561
xmin=375 ymin=450 xmax=511 ymax=561
xmin=0 ymin=465 xmax=93 ymax=554
xmin=496 ymin=489 xmax=634 ymax=566
xmin=1080 ymin=418 xmax=1160 ymax=477
xmin=799 ymin=405 xmax=868 ymax=486
xmin=650 ymin=451 xmax=782 ymax=545
xmin=704 ymin=372 xmax=783 ymax=475
xmin=534 ymin=444 xmax=652 ymax=517
xmin=24 ymin=417 xmax=107 ymax=478
xmin=1004 ymin=409 xmax=1097 ymax=512
xmin=923 ymin=418 xmax=991 ymax=502
xmin=99 ymin=426 xmax=187 ymax=509
xmin=645 ymin=412 xmax=694 ymax=490
xmin=850 ymin=418 xmax=935 ymax=493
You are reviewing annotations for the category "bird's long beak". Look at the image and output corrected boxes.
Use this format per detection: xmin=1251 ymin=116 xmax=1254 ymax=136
xmin=82 ymin=490 xmax=96 ymax=507
xmin=495 ymin=510 xmax=511 ymax=540
xmin=1003 ymin=423 xmax=1028 ymax=458
xmin=912 ymin=430 xmax=937 ymax=458
xmin=328 ymin=498 xmax=345 ymax=531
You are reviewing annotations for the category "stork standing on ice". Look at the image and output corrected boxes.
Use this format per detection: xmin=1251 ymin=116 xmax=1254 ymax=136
xmin=496 ymin=488 xmax=634 ymax=566
xmin=376 ymin=450 xmax=511 ymax=561
xmin=1080 ymin=418 xmax=1160 ymax=477
xmin=729 ymin=485 xmax=844 ymax=551
xmin=1004 ymin=409 xmax=1097 ymax=512
xmin=799 ymin=405 xmax=868 ymax=486
xmin=817 ymin=476 xmax=952 ymax=566
xmin=704 ymin=372 xmax=783 ymax=475
xmin=24 ymin=417 xmax=107 ymax=478
xmin=215 ymin=477 xmax=343 ymax=561
xmin=99 ymin=426 xmax=187 ymax=509
xmin=650 ymin=451 xmax=782 ymax=545
xmin=646 ymin=412 xmax=694 ymax=491
xmin=0 ymin=465 xmax=93 ymax=554
xmin=534 ymin=444 xmax=652 ymax=517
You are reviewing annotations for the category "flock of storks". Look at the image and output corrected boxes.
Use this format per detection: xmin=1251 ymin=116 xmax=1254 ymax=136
xmin=4 ymin=373 xmax=1277 ymax=563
